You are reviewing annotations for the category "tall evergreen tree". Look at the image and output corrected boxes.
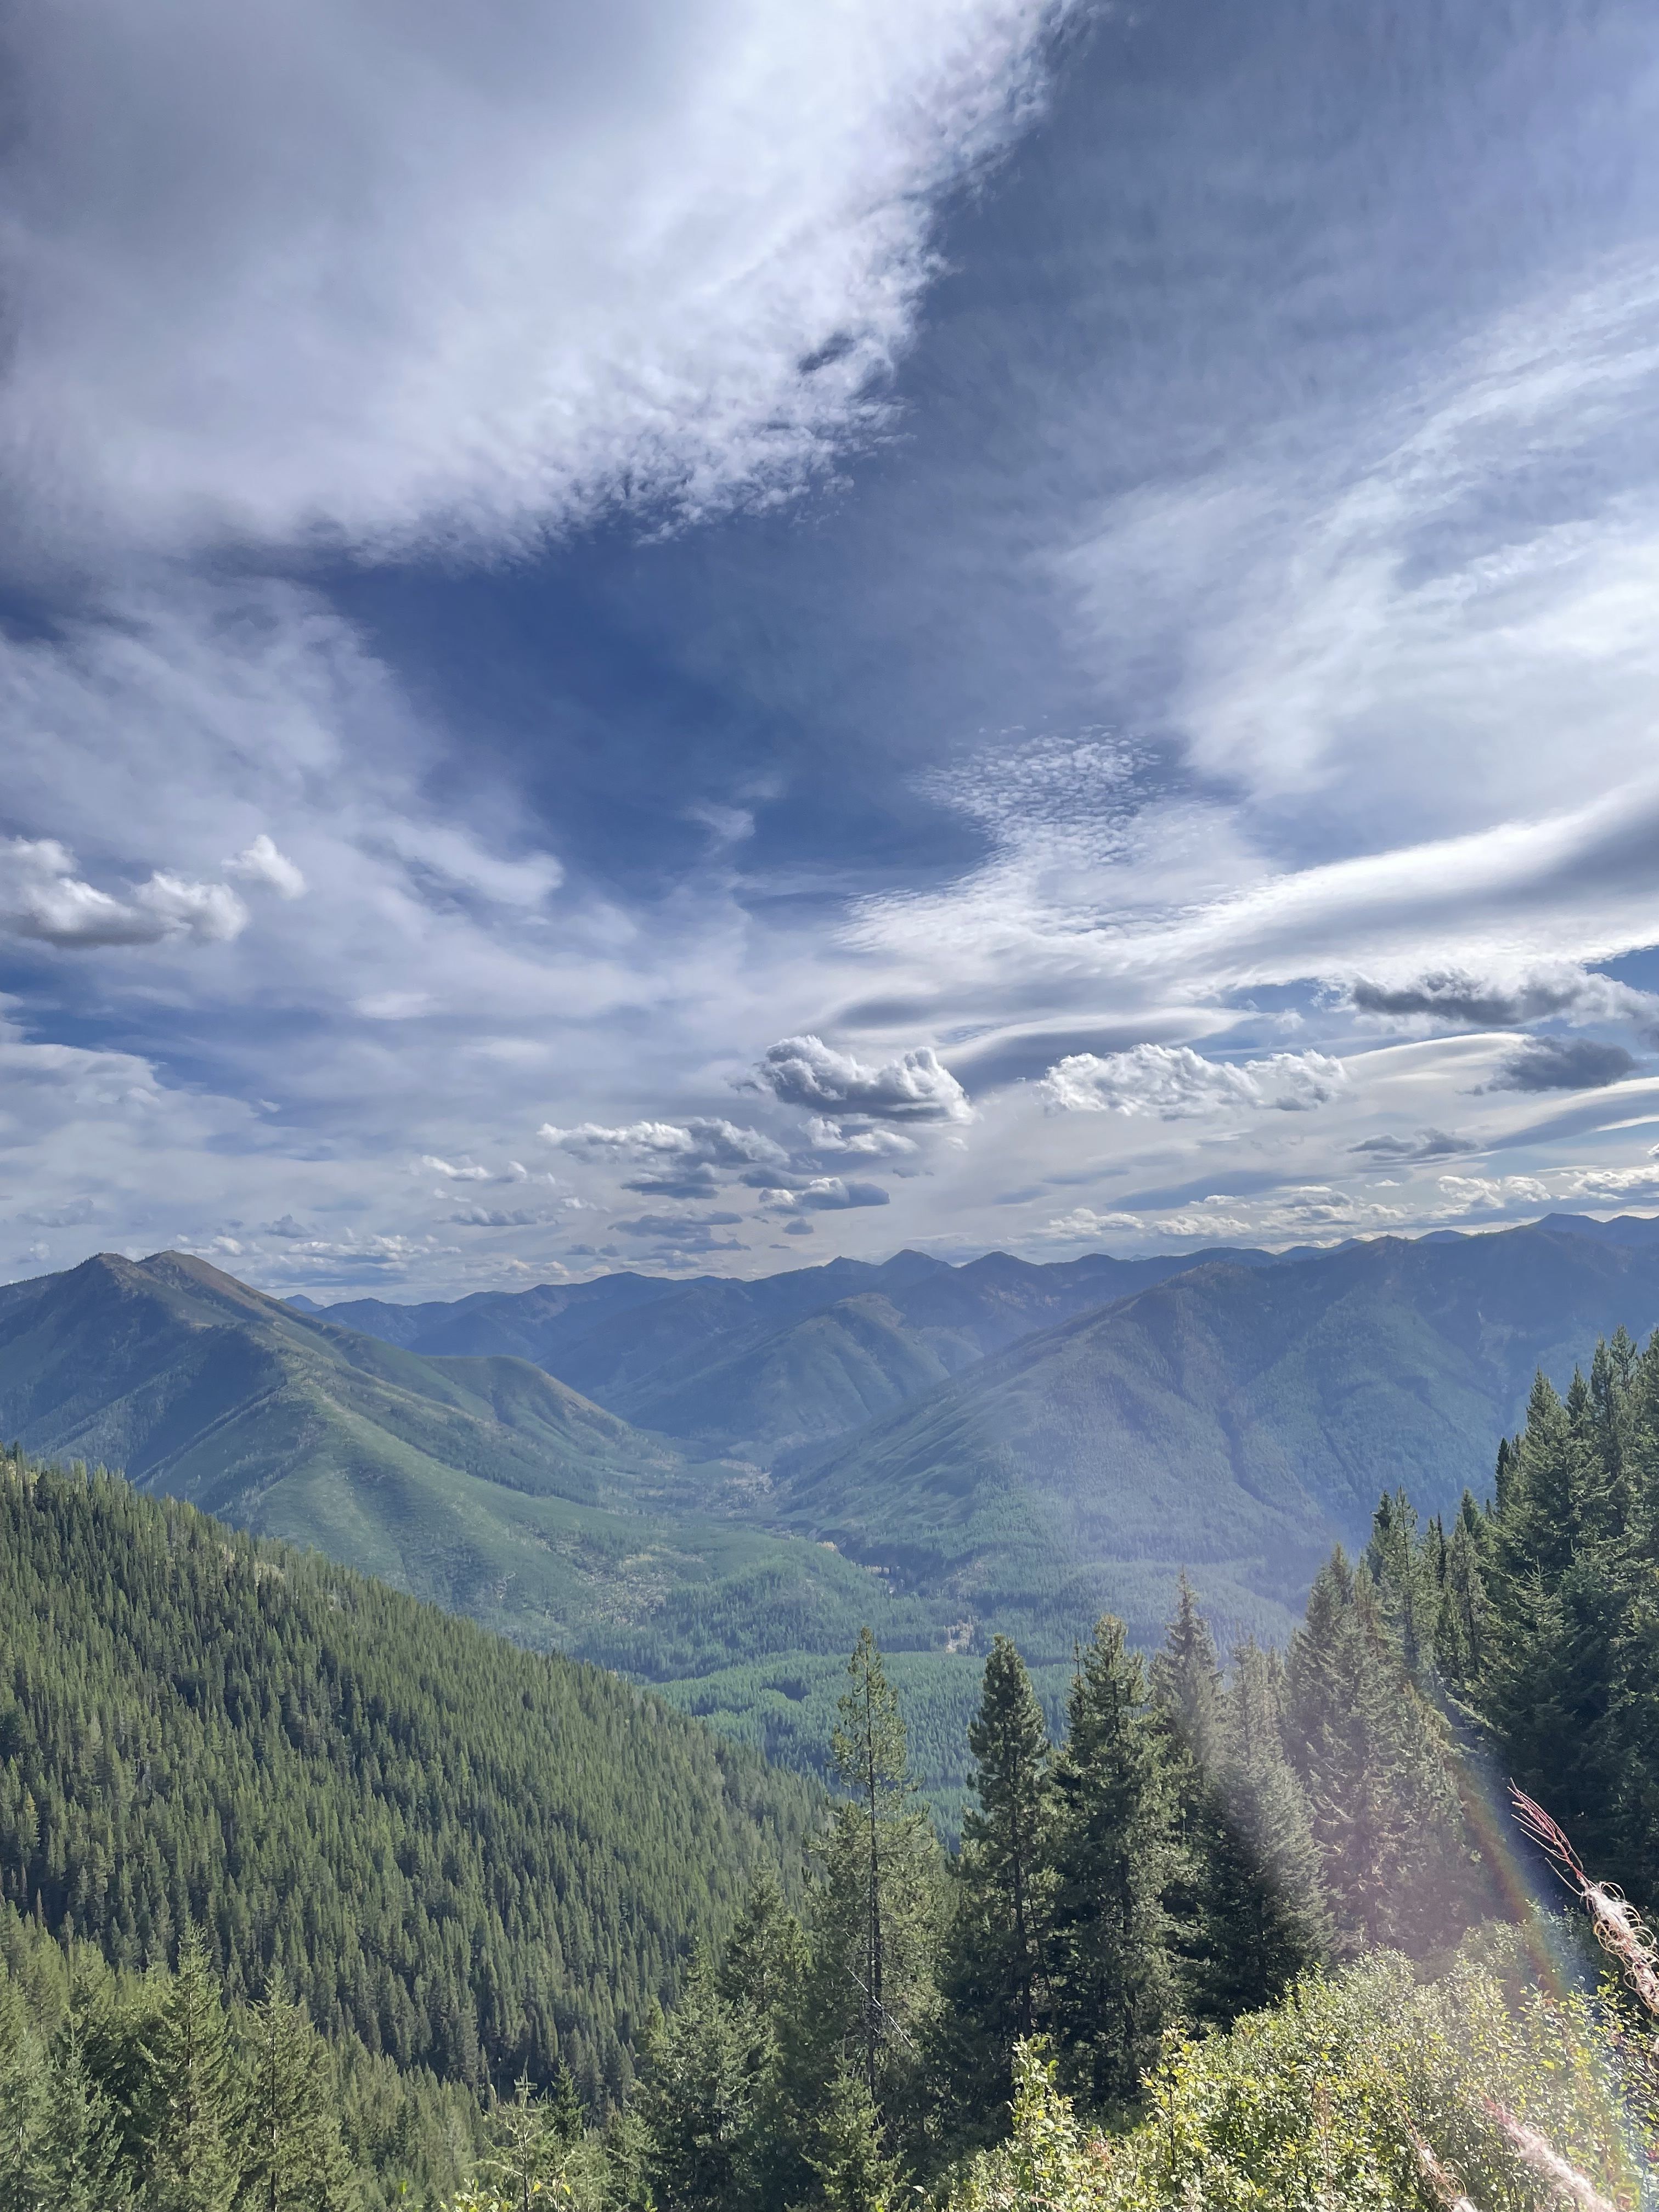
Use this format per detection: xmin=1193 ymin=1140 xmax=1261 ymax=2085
xmin=0 ymin=1978 xmax=46 ymax=2212
xmin=1285 ymin=1555 xmax=1472 ymax=1954
xmin=1209 ymin=1640 xmax=1331 ymax=2010
xmin=1047 ymin=1616 xmax=1173 ymax=2112
xmin=817 ymin=1632 xmax=941 ymax=2121
xmin=236 ymin=1969 xmax=349 ymax=2212
xmin=934 ymin=1636 xmax=1053 ymax=2143
xmin=43 ymin=2013 xmax=127 ymax=2212
xmin=1148 ymin=1578 xmax=1229 ymax=2026
xmin=714 ymin=1874 xmax=814 ymax=2212
xmin=807 ymin=2064 xmax=896 ymax=2212
xmin=634 ymin=1962 xmax=757 ymax=2212
xmin=1149 ymin=1573 xmax=1223 ymax=1772
xmin=147 ymin=1928 xmax=239 ymax=2212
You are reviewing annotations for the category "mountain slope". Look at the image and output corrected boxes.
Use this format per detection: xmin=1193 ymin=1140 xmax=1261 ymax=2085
xmin=0 ymin=1452 xmax=816 ymax=2100
xmin=776 ymin=1223 xmax=1659 ymax=1652
xmin=0 ymin=1250 xmax=887 ymax=1666
xmin=312 ymin=1244 xmax=1276 ymax=1460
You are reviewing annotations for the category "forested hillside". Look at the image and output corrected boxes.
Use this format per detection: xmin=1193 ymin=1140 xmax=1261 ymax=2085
xmin=0 ymin=1453 xmax=816 ymax=2107
xmin=9 ymin=1303 xmax=1659 ymax=2212
xmin=777 ymin=1219 xmax=1659 ymax=1650
xmin=0 ymin=1250 xmax=889 ymax=1679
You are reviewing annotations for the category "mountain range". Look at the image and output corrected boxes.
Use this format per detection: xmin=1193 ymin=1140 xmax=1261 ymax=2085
xmin=7 ymin=1213 xmax=1659 ymax=1796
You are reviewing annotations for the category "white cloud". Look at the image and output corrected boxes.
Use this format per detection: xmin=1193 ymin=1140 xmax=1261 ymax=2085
xmin=747 ymin=1034 xmax=973 ymax=1122
xmin=754 ymin=1177 xmax=891 ymax=1212
xmin=1564 ymin=1165 xmax=1659 ymax=1202
xmin=0 ymin=836 xmax=248 ymax=949
xmin=1042 ymin=1206 xmax=1148 ymax=1239
xmin=1039 ymin=1043 xmax=1346 ymax=1118
xmin=538 ymin=1118 xmax=786 ymax=1167
xmin=1436 ymin=1175 xmax=1555 ymax=1215
xmin=1 ymin=0 xmax=1073 ymax=560
xmin=805 ymin=1116 xmax=919 ymax=1156
xmin=226 ymin=833 xmax=306 ymax=899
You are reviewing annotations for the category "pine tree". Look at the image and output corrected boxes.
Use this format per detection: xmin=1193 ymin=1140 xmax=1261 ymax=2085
xmin=41 ymin=2013 xmax=126 ymax=2212
xmin=934 ymin=1636 xmax=1053 ymax=2143
xmin=148 ymin=1927 xmax=239 ymax=2212
xmin=1365 ymin=1493 xmax=1436 ymax=1675
xmin=808 ymin=2063 xmax=896 ymax=2212
xmin=1149 ymin=1574 xmax=1223 ymax=1771
xmin=1285 ymin=1555 xmax=1472 ymax=1954
xmin=0 ymin=1978 xmax=46 ymax=2212
xmin=714 ymin=1874 xmax=813 ymax=2212
xmin=545 ymin=2061 xmax=583 ymax=2157
xmin=1208 ymin=1641 xmax=1331 ymax=2011
xmin=1432 ymin=1496 xmax=1492 ymax=1690
xmin=236 ymin=1968 xmax=349 ymax=2212
xmin=1148 ymin=1578 xmax=1228 ymax=2027
xmin=1047 ymin=1616 xmax=1173 ymax=2112
xmin=817 ymin=1631 xmax=941 ymax=2123
xmin=633 ymin=1966 xmax=754 ymax=2212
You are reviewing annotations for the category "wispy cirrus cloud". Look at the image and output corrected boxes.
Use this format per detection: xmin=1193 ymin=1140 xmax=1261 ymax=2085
xmin=2 ymin=0 xmax=1076 ymax=561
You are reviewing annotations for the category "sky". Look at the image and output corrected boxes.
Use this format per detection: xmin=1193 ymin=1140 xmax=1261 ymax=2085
xmin=5 ymin=0 xmax=1659 ymax=1297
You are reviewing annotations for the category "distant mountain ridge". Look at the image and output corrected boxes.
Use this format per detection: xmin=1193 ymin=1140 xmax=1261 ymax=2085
xmin=302 ymin=1243 xmax=1280 ymax=1460
xmin=771 ymin=1218 xmax=1659 ymax=1650
xmin=7 ymin=1214 xmax=1659 ymax=1802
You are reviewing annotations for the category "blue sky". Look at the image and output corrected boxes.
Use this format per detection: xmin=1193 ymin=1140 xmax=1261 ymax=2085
xmin=5 ymin=0 xmax=1659 ymax=1295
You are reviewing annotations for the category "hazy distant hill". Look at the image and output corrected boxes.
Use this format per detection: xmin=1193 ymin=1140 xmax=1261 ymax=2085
xmin=309 ymin=1244 xmax=1272 ymax=1460
xmin=774 ymin=1221 xmax=1659 ymax=1652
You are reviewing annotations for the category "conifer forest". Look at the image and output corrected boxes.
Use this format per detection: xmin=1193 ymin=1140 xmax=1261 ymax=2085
xmin=2 ymin=1323 xmax=1659 ymax=2208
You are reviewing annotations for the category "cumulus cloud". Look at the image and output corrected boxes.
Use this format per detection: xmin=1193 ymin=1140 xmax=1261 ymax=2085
xmin=746 ymin=1035 xmax=972 ymax=1122
xmin=1039 ymin=1043 xmax=1346 ymax=1118
xmin=420 ymin=1154 xmax=530 ymax=1183
xmin=805 ymin=1116 xmax=919 ymax=1157
xmin=1351 ymin=1128 xmax=1481 ymax=1163
xmin=1042 ymin=1206 xmax=1148 ymax=1240
xmin=753 ymin=1177 xmax=890 ymax=1212
xmin=539 ymin=1117 xmax=787 ymax=1167
xmin=1346 ymin=966 xmax=1659 ymax=1034
xmin=1 ymin=0 xmax=1072 ymax=559
xmin=1484 ymin=1038 xmax=1639 ymax=1093
xmin=225 ymin=833 xmax=306 ymax=899
xmin=1437 ymin=1174 xmax=1555 ymax=1214
xmin=0 ymin=836 xmax=248 ymax=949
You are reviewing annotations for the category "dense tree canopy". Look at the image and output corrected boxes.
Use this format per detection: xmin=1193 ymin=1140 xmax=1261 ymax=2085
xmin=0 ymin=1452 xmax=815 ymax=2108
